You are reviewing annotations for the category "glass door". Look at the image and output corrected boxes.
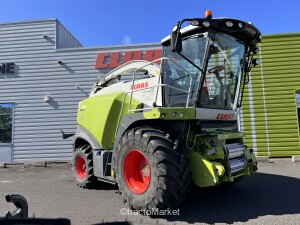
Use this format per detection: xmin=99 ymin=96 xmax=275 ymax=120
xmin=0 ymin=103 xmax=14 ymax=163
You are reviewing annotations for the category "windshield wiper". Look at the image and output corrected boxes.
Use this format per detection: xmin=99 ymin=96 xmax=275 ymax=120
xmin=177 ymin=52 xmax=204 ymax=74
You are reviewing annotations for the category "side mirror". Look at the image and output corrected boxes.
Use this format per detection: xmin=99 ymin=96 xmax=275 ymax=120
xmin=171 ymin=26 xmax=182 ymax=53
xmin=252 ymin=58 xmax=260 ymax=67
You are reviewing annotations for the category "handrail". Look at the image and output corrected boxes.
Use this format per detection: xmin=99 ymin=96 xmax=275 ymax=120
xmin=115 ymin=56 xmax=197 ymax=137
xmin=128 ymin=57 xmax=193 ymax=110
xmin=115 ymin=83 xmax=190 ymax=137
xmin=128 ymin=83 xmax=190 ymax=112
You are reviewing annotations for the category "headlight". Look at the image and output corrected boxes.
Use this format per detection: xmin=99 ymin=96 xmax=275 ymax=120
xmin=203 ymin=21 xmax=210 ymax=27
xmin=191 ymin=20 xmax=200 ymax=26
xmin=226 ymin=21 xmax=234 ymax=27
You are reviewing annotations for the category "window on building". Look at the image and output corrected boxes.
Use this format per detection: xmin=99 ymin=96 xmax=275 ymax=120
xmin=0 ymin=103 xmax=13 ymax=143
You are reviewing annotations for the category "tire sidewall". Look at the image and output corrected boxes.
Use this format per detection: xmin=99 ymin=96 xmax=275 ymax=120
xmin=72 ymin=150 xmax=89 ymax=186
xmin=117 ymin=137 xmax=158 ymax=206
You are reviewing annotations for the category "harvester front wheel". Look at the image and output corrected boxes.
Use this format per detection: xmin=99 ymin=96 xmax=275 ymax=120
xmin=72 ymin=145 xmax=98 ymax=188
xmin=115 ymin=128 xmax=191 ymax=210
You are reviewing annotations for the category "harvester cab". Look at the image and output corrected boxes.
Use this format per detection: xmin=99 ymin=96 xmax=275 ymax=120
xmin=162 ymin=10 xmax=261 ymax=110
xmin=70 ymin=10 xmax=261 ymax=211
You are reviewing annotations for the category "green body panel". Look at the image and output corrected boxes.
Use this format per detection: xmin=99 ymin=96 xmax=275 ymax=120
xmin=77 ymin=92 xmax=142 ymax=148
xmin=143 ymin=107 xmax=196 ymax=120
xmin=187 ymin=152 xmax=220 ymax=187
xmin=217 ymin=132 xmax=243 ymax=140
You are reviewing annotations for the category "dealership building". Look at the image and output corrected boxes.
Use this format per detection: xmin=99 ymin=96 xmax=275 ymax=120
xmin=0 ymin=19 xmax=300 ymax=163
xmin=0 ymin=19 xmax=161 ymax=163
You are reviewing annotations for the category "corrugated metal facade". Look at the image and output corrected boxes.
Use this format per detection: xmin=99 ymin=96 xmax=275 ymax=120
xmin=1 ymin=18 xmax=299 ymax=162
xmin=56 ymin=21 xmax=82 ymax=49
xmin=241 ymin=33 xmax=300 ymax=157
xmin=0 ymin=19 xmax=160 ymax=163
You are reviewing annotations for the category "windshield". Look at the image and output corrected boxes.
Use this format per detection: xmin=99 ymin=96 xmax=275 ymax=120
xmin=161 ymin=35 xmax=208 ymax=107
xmin=161 ymin=32 xmax=245 ymax=110
xmin=201 ymin=33 xmax=245 ymax=110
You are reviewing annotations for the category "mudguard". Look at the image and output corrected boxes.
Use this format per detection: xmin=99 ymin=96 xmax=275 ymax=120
xmin=73 ymin=125 xmax=102 ymax=150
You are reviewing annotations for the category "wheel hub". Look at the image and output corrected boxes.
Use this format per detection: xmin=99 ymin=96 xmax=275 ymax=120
xmin=141 ymin=164 xmax=150 ymax=176
xmin=124 ymin=150 xmax=151 ymax=194
xmin=76 ymin=156 xmax=87 ymax=179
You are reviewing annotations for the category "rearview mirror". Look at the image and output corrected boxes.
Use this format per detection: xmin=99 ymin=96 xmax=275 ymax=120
xmin=171 ymin=29 xmax=182 ymax=53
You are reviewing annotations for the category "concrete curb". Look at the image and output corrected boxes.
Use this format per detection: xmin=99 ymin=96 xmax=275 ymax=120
xmin=0 ymin=161 xmax=71 ymax=169
xmin=23 ymin=162 xmax=47 ymax=168
xmin=256 ymin=157 xmax=300 ymax=163
xmin=256 ymin=157 xmax=269 ymax=162
xmin=22 ymin=161 xmax=71 ymax=168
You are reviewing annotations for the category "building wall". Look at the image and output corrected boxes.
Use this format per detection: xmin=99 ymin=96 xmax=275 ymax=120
xmin=0 ymin=19 xmax=160 ymax=163
xmin=2 ymin=19 xmax=299 ymax=162
xmin=56 ymin=21 xmax=83 ymax=49
xmin=242 ymin=33 xmax=300 ymax=157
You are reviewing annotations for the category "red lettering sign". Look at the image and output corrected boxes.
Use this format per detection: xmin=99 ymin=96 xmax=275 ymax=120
xmin=216 ymin=113 xmax=235 ymax=120
xmin=109 ymin=52 xmax=121 ymax=68
xmin=95 ymin=53 xmax=110 ymax=68
xmin=123 ymin=51 xmax=142 ymax=64
xmin=95 ymin=49 xmax=162 ymax=69
xmin=130 ymin=82 xmax=149 ymax=90
xmin=144 ymin=50 xmax=162 ymax=62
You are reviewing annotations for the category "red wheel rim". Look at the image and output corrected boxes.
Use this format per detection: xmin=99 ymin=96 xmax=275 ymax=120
xmin=76 ymin=156 xmax=87 ymax=179
xmin=124 ymin=150 xmax=151 ymax=194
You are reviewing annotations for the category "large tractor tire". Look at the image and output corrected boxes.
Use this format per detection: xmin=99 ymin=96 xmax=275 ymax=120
xmin=114 ymin=128 xmax=191 ymax=210
xmin=72 ymin=144 xmax=98 ymax=189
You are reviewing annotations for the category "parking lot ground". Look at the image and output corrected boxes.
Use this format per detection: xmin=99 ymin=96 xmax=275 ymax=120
xmin=0 ymin=159 xmax=300 ymax=225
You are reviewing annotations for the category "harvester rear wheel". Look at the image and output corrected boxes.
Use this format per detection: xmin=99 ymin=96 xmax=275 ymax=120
xmin=72 ymin=145 xmax=98 ymax=188
xmin=115 ymin=128 xmax=191 ymax=210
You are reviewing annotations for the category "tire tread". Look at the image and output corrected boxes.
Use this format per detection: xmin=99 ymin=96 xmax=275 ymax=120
xmin=115 ymin=127 xmax=191 ymax=210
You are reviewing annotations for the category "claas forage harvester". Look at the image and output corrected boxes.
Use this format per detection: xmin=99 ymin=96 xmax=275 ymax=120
xmin=66 ymin=10 xmax=260 ymax=210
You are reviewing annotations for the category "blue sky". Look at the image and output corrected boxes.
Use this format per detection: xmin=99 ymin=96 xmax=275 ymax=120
xmin=0 ymin=0 xmax=299 ymax=47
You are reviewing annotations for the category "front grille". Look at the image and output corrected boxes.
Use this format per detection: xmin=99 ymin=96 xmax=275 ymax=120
xmin=229 ymin=158 xmax=247 ymax=174
xmin=226 ymin=143 xmax=245 ymax=159
xmin=226 ymin=143 xmax=247 ymax=174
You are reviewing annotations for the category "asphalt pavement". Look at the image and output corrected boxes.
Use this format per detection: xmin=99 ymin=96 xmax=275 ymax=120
xmin=0 ymin=159 xmax=300 ymax=225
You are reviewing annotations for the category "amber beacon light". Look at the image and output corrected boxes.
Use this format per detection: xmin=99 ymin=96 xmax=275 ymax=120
xmin=205 ymin=10 xmax=213 ymax=19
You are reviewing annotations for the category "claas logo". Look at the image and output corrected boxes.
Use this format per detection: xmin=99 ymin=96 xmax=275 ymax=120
xmin=130 ymin=82 xmax=149 ymax=90
xmin=216 ymin=113 xmax=235 ymax=120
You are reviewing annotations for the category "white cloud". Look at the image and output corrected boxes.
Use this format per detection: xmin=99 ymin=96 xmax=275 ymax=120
xmin=122 ymin=35 xmax=132 ymax=45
